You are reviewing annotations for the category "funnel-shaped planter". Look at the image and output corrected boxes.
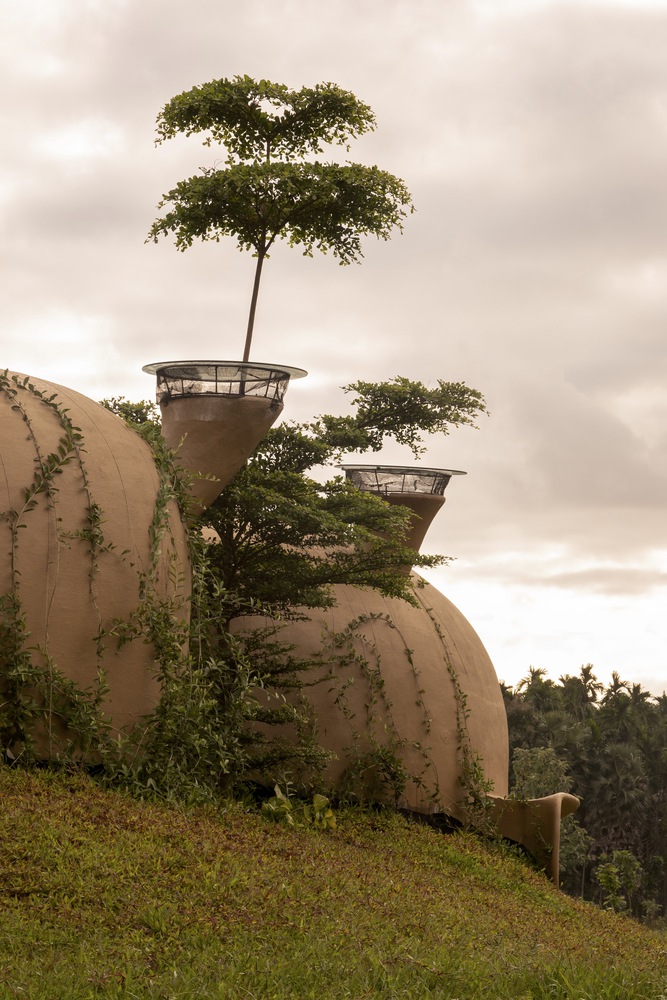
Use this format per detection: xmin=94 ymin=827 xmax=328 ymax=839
xmin=340 ymin=464 xmax=466 ymax=559
xmin=143 ymin=361 xmax=307 ymax=513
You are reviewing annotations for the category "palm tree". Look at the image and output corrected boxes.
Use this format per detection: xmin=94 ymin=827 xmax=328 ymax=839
xmin=558 ymin=664 xmax=603 ymax=721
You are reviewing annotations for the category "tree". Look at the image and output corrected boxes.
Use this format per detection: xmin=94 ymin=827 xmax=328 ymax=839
xmin=197 ymin=376 xmax=486 ymax=785
xmin=559 ymin=664 xmax=603 ymax=721
xmin=147 ymin=76 xmax=413 ymax=361
xmin=504 ymin=666 xmax=666 ymax=917
xmin=201 ymin=376 xmax=486 ymax=622
xmin=595 ymin=850 xmax=644 ymax=914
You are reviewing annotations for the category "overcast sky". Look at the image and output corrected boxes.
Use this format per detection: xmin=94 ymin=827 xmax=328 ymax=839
xmin=2 ymin=0 xmax=667 ymax=694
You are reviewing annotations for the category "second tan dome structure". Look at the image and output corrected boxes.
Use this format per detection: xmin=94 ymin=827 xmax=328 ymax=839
xmin=240 ymin=464 xmax=578 ymax=883
xmin=250 ymin=465 xmax=509 ymax=812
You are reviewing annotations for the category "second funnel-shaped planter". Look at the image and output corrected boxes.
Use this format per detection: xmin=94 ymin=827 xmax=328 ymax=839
xmin=340 ymin=464 xmax=466 ymax=557
xmin=143 ymin=361 xmax=307 ymax=512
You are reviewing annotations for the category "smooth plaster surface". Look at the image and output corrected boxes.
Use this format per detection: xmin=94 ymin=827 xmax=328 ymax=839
xmin=490 ymin=792 xmax=581 ymax=883
xmin=237 ymin=576 xmax=510 ymax=817
xmin=383 ymin=493 xmax=447 ymax=554
xmin=0 ymin=374 xmax=190 ymax=741
xmin=159 ymin=394 xmax=284 ymax=512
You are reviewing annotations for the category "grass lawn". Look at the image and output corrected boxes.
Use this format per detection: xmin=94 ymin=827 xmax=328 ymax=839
xmin=0 ymin=766 xmax=665 ymax=998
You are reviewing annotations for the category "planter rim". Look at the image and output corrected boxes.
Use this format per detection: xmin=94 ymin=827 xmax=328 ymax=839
xmin=142 ymin=360 xmax=307 ymax=380
xmin=339 ymin=464 xmax=466 ymax=476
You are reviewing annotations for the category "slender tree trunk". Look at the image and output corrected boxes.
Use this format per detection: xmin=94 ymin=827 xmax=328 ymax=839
xmin=242 ymin=249 xmax=266 ymax=364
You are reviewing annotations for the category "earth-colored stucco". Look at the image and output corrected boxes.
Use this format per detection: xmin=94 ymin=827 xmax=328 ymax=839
xmin=159 ymin=394 xmax=284 ymax=513
xmin=490 ymin=792 xmax=580 ymax=883
xmin=0 ymin=373 xmax=189 ymax=739
xmin=237 ymin=575 xmax=510 ymax=817
xmin=382 ymin=493 xmax=446 ymax=554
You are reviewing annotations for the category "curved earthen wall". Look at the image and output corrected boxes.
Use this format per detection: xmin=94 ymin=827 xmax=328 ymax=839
xmin=0 ymin=372 xmax=190 ymax=744
xmin=160 ymin=394 xmax=284 ymax=512
xmin=239 ymin=575 xmax=509 ymax=818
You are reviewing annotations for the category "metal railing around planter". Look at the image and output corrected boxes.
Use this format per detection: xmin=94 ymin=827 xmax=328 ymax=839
xmin=142 ymin=361 xmax=307 ymax=405
xmin=340 ymin=465 xmax=466 ymax=497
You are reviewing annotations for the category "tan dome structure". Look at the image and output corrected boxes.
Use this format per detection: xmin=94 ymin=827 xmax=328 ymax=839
xmin=240 ymin=464 xmax=578 ymax=883
xmin=0 ymin=370 xmax=189 ymax=748
xmin=270 ymin=575 xmax=510 ymax=815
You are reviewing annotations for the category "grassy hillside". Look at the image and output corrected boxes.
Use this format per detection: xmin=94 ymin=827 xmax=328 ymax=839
xmin=0 ymin=767 xmax=665 ymax=999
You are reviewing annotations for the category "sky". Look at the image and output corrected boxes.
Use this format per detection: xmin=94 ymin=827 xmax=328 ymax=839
xmin=1 ymin=0 xmax=667 ymax=694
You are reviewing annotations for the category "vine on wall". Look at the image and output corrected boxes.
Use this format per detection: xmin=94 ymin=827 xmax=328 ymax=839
xmin=418 ymin=596 xmax=497 ymax=832
xmin=315 ymin=613 xmax=441 ymax=807
xmin=0 ymin=374 xmax=197 ymax=771
xmin=0 ymin=372 xmax=114 ymax=758
xmin=0 ymin=377 xmax=322 ymax=802
xmin=249 ymin=600 xmax=498 ymax=826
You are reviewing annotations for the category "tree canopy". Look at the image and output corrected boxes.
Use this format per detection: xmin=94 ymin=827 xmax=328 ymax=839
xmin=154 ymin=77 xmax=377 ymax=161
xmin=504 ymin=665 xmax=667 ymax=919
xmin=200 ymin=375 xmax=486 ymax=620
xmin=147 ymin=76 xmax=414 ymax=361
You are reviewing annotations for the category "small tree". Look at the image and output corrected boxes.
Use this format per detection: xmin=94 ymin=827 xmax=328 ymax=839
xmin=510 ymin=746 xmax=593 ymax=892
xmin=147 ymin=75 xmax=413 ymax=362
xmin=202 ymin=375 xmax=486 ymax=619
xmin=595 ymin=850 xmax=643 ymax=913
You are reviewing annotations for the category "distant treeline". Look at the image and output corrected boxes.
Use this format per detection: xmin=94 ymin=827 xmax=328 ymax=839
xmin=503 ymin=666 xmax=667 ymax=920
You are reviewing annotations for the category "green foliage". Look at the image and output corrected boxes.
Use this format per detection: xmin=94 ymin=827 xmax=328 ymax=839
xmin=303 ymin=792 xmax=336 ymax=830
xmin=261 ymin=784 xmax=336 ymax=829
xmin=247 ymin=377 xmax=486 ymax=467
xmin=99 ymin=395 xmax=160 ymax=427
xmin=336 ymin=376 xmax=487 ymax=455
xmin=0 ymin=593 xmax=40 ymax=755
xmin=98 ymin=544 xmax=261 ymax=806
xmin=504 ymin=666 xmax=667 ymax=919
xmin=510 ymin=746 xmax=594 ymax=887
xmin=203 ymin=376 xmax=486 ymax=617
xmin=148 ymin=75 xmax=413 ymax=360
xmin=511 ymin=746 xmax=573 ymax=800
xmin=261 ymin=783 xmax=296 ymax=824
xmin=445 ymin=656 xmax=496 ymax=832
xmin=338 ymin=736 xmax=412 ymax=806
xmin=154 ymin=76 xmax=377 ymax=158
xmin=306 ymin=376 xmax=486 ymax=458
xmin=205 ymin=468 xmax=444 ymax=615
xmin=148 ymin=161 xmax=412 ymax=263
xmin=595 ymin=850 xmax=643 ymax=913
